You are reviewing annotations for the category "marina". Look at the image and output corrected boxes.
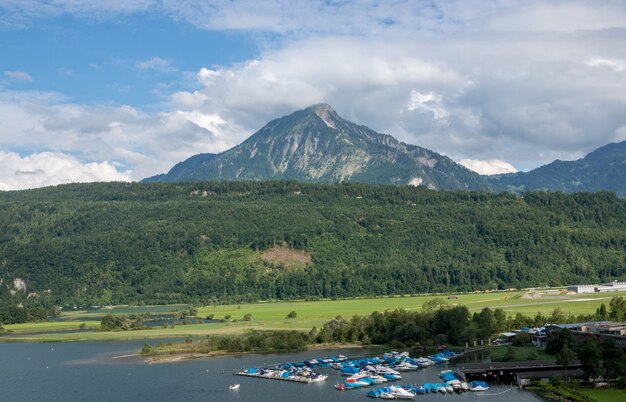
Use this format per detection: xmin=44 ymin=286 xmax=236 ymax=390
xmin=0 ymin=341 xmax=543 ymax=402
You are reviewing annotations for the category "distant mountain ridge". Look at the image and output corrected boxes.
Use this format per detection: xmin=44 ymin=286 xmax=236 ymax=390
xmin=487 ymin=141 xmax=626 ymax=197
xmin=145 ymin=104 xmax=626 ymax=197
xmin=144 ymin=104 xmax=488 ymax=190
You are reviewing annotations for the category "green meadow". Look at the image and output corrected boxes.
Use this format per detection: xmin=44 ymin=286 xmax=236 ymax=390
xmin=3 ymin=289 xmax=625 ymax=342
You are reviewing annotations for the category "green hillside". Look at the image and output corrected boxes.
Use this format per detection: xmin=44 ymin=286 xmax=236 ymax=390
xmin=1 ymin=181 xmax=626 ymax=307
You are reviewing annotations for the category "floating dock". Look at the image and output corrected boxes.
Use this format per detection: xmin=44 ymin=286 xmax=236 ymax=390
xmin=234 ymin=370 xmax=327 ymax=384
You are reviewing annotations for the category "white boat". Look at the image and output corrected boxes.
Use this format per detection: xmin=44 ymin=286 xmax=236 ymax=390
xmin=229 ymin=384 xmax=240 ymax=390
xmin=390 ymin=386 xmax=415 ymax=399
xmin=380 ymin=392 xmax=396 ymax=400
xmin=414 ymin=357 xmax=434 ymax=366
xmin=444 ymin=384 xmax=453 ymax=393
xmin=471 ymin=385 xmax=489 ymax=392
xmin=460 ymin=382 xmax=469 ymax=391
xmin=395 ymin=362 xmax=418 ymax=371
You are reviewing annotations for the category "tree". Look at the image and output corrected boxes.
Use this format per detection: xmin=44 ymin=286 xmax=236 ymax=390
xmin=576 ymin=338 xmax=602 ymax=382
xmin=556 ymin=345 xmax=576 ymax=382
xmin=546 ymin=329 xmax=574 ymax=354
xmin=601 ymin=339 xmax=625 ymax=379
xmin=504 ymin=346 xmax=516 ymax=361
xmin=596 ymin=303 xmax=608 ymax=320
xmin=494 ymin=308 xmax=507 ymax=332
xmin=473 ymin=307 xmax=495 ymax=340
xmin=243 ymin=313 xmax=252 ymax=321
xmin=512 ymin=332 xmax=531 ymax=347
xmin=609 ymin=297 xmax=626 ymax=321
xmin=286 ymin=311 xmax=297 ymax=319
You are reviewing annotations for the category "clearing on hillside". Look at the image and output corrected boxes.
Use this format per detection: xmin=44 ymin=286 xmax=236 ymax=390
xmin=260 ymin=246 xmax=312 ymax=269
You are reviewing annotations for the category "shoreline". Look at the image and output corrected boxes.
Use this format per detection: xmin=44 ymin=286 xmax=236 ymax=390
xmin=141 ymin=342 xmax=367 ymax=364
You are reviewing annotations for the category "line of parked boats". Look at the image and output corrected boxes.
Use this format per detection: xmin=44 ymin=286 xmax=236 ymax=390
xmin=363 ymin=371 xmax=489 ymax=399
xmin=235 ymin=366 xmax=328 ymax=383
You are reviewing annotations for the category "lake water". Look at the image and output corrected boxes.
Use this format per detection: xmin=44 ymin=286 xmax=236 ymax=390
xmin=0 ymin=341 xmax=544 ymax=402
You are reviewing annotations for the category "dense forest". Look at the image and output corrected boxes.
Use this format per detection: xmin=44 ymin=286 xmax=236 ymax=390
xmin=1 ymin=181 xmax=626 ymax=307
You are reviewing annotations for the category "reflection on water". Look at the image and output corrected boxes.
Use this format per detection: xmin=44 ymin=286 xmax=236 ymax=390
xmin=0 ymin=341 xmax=543 ymax=402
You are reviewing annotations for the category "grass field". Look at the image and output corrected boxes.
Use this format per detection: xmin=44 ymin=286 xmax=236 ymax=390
xmin=575 ymin=386 xmax=626 ymax=402
xmin=3 ymin=289 xmax=625 ymax=342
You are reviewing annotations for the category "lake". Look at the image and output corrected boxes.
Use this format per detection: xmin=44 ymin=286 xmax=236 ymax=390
xmin=0 ymin=341 xmax=544 ymax=402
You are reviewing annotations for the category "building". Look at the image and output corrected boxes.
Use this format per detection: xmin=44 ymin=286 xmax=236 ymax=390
xmin=567 ymin=284 xmax=595 ymax=294
xmin=596 ymin=281 xmax=626 ymax=293
xmin=568 ymin=280 xmax=626 ymax=293
xmin=546 ymin=321 xmax=626 ymax=350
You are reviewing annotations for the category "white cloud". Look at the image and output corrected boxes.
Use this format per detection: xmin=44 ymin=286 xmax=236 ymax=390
xmin=0 ymin=90 xmax=243 ymax=182
xmin=458 ymin=159 xmax=518 ymax=175
xmin=2 ymin=0 xmax=626 ymax=183
xmin=586 ymin=58 xmax=626 ymax=72
xmin=0 ymin=151 xmax=131 ymax=191
xmin=135 ymin=56 xmax=175 ymax=73
xmin=407 ymin=90 xmax=449 ymax=121
xmin=4 ymin=70 xmax=33 ymax=81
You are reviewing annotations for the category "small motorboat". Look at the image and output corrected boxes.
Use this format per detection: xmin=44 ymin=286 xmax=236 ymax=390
xmin=229 ymin=384 xmax=240 ymax=390
xmin=334 ymin=383 xmax=346 ymax=391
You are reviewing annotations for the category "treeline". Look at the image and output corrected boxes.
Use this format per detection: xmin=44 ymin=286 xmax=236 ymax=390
xmin=313 ymin=297 xmax=626 ymax=348
xmin=1 ymin=181 xmax=626 ymax=306
xmin=142 ymin=330 xmax=309 ymax=355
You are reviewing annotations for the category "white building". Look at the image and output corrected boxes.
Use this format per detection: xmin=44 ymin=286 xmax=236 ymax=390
xmin=596 ymin=281 xmax=626 ymax=293
xmin=567 ymin=284 xmax=595 ymax=294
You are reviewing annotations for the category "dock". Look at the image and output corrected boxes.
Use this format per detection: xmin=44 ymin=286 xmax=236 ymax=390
xmin=456 ymin=360 xmax=582 ymax=381
xmin=234 ymin=370 xmax=327 ymax=383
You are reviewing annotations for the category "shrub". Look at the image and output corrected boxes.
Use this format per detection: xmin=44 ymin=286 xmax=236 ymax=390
xmin=286 ymin=311 xmax=297 ymax=319
xmin=243 ymin=313 xmax=252 ymax=321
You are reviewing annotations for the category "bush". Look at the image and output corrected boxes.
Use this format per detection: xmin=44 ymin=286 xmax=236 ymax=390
xmin=286 ymin=311 xmax=297 ymax=319
xmin=224 ymin=314 xmax=231 ymax=320
xmin=243 ymin=313 xmax=252 ymax=321
xmin=527 ymin=349 xmax=538 ymax=360
xmin=140 ymin=343 xmax=153 ymax=355
xmin=206 ymin=314 xmax=214 ymax=320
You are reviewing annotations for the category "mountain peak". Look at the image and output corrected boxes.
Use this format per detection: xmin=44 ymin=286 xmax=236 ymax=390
xmin=145 ymin=104 xmax=487 ymax=190
xmin=306 ymin=103 xmax=339 ymax=129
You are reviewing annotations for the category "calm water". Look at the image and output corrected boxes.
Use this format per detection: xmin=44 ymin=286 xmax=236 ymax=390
xmin=0 ymin=341 xmax=544 ymax=402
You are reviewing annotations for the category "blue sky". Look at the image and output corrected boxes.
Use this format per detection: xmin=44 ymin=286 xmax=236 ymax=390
xmin=1 ymin=13 xmax=257 ymax=106
xmin=1 ymin=1 xmax=626 ymax=189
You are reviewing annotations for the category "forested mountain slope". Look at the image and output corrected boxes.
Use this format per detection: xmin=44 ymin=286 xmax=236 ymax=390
xmin=1 ymin=181 xmax=625 ymax=306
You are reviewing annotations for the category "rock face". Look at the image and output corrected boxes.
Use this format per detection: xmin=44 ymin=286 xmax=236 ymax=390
xmin=488 ymin=141 xmax=626 ymax=197
xmin=144 ymin=104 xmax=488 ymax=190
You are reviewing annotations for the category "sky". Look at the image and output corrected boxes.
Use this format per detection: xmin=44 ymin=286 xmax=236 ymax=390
xmin=1 ymin=0 xmax=626 ymax=190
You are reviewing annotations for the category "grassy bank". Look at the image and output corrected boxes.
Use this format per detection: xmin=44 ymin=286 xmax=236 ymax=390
xmin=3 ymin=289 xmax=625 ymax=342
xmin=575 ymin=386 xmax=626 ymax=402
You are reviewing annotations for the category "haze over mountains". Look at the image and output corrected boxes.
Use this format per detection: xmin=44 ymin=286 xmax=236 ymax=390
xmin=146 ymin=104 xmax=626 ymax=197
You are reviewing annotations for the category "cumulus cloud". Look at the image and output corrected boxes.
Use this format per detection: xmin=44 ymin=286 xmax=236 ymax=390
xmin=2 ymin=0 xmax=626 ymax=185
xmin=4 ymin=70 xmax=33 ymax=81
xmin=458 ymin=159 xmax=518 ymax=175
xmin=0 ymin=91 xmax=244 ymax=182
xmin=0 ymin=151 xmax=131 ymax=191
